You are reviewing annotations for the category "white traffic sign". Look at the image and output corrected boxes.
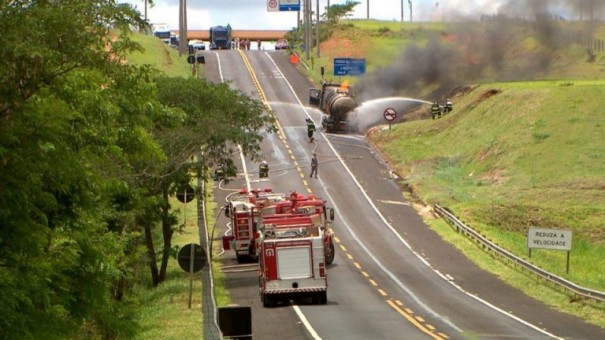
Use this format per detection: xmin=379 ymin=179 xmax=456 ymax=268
xmin=527 ymin=228 xmax=572 ymax=251
xmin=383 ymin=107 xmax=396 ymax=122
xmin=267 ymin=0 xmax=278 ymax=12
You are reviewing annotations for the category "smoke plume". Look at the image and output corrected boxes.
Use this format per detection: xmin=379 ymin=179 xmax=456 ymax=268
xmin=355 ymin=0 xmax=604 ymax=102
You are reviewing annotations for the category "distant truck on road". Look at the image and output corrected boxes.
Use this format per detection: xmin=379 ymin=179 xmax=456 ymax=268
xmin=152 ymin=23 xmax=171 ymax=44
xmin=209 ymin=25 xmax=232 ymax=50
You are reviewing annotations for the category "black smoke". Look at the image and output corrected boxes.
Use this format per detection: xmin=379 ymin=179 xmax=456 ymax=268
xmin=355 ymin=0 xmax=604 ymax=102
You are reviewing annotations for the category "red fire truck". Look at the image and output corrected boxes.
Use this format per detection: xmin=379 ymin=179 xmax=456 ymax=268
xmin=260 ymin=192 xmax=335 ymax=265
xmin=223 ymin=189 xmax=335 ymax=265
xmin=256 ymin=214 xmax=329 ymax=307
xmin=222 ymin=188 xmax=286 ymax=263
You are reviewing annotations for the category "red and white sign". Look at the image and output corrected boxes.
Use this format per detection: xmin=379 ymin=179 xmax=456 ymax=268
xmin=384 ymin=107 xmax=397 ymax=121
xmin=267 ymin=0 xmax=278 ymax=12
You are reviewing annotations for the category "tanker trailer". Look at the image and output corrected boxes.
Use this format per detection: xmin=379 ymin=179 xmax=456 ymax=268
xmin=309 ymin=82 xmax=357 ymax=132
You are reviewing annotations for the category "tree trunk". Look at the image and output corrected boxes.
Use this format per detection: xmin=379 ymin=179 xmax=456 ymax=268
xmin=144 ymin=224 xmax=160 ymax=286
xmin=113 ymin=275 xmax=125 ymax=302
xmin=158 ymin=190 xmax=173 ymax=282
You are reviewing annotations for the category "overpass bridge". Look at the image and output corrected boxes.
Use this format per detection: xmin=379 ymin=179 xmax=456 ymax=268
xmin=174 ymin=30 xmax=288 ymax=42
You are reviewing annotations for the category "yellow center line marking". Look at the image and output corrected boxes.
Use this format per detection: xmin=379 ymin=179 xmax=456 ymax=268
xmin=386 ymin=300 xmax=445 ymax=340
xmin=238 ymin=50 xmax=314 ymax=195
xmin=238 ymin=49 xmax=448 ymax=340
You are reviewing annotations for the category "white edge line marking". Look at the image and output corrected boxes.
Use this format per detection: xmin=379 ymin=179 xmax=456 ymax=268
xmin=216 ymin=51 xmax=252 ymax=192
xmin=293 ymin=305 xmax=322 ymax=340
xmin=264 ymin=52 xmax=563 ymax=340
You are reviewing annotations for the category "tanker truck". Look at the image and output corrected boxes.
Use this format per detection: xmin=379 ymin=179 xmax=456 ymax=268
xmin=309 ymin=81 xmax=358 ymax=132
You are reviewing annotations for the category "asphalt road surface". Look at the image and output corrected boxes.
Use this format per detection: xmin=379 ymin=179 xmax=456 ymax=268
xmin=201 ymin=49 xmax=605 ymax=340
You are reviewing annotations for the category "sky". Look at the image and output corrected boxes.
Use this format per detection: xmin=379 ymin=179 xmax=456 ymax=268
xmin=118 ymin=0 xmax=510 ymax=30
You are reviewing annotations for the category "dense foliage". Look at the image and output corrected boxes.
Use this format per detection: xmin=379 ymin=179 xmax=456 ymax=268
xmin=0 ymin=1 xmax=272 ymax=338
xmin=286 ymin=1 xmax=360 ymax=50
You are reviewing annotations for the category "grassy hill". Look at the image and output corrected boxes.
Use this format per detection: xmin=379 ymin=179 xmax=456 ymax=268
xmin=297 ymin=19 xmax=605 ymax=327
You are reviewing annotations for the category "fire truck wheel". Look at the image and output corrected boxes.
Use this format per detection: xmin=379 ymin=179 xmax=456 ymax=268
xmin=325 ymin=241 xmax=335 ymax=265
xmin=318 ymin=291 xmax=327 ymax=305
xmin=262 ymin=293 xmax=274 ymax=307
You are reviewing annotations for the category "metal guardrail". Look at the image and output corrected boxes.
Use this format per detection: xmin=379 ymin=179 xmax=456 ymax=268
xmin=197 ymin=174 xmax=222 ymax=339
xmin=434 ymin=204 xmax=605 ymax=304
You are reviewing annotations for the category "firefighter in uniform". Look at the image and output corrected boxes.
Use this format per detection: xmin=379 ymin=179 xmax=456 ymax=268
xmin=306 ymin=118 xmax=316 ymax=142
xmin=444 ymin=98 xmax=453 ymax=114
xmin=213 ymin=167 xmax=224 ymax=181
xmin=431 ymin=100 xmax=442 ymax=120
xmin=259 ymin=160 xmax=269 ymax=178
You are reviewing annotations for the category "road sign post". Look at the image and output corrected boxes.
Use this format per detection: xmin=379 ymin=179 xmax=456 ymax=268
xmin=177 ymin=243 xmax=207 ymax=308
xmin=267 ymin=0 xmax=278 ymax=12
xmin=383 ymin=107 xmax=396 ymax=130
xmin=527 ymin=228 xmax=573 ymax=273
xmin=177 ymin=184 xmax=195 ymax=227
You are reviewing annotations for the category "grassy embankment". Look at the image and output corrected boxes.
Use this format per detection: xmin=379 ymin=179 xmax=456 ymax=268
xmin=298 ymin=20 xmax=605 ymax=327
xmin=126 ymin=32 xmax=230 ymax=339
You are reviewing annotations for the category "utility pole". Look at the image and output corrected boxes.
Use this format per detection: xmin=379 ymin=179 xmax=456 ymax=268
xmin=401 ymin=0 xmax=404 ymax=22
xmin=178 ymin=0 xmax=188 ymax=56
xmin=367 ymin=0 xmax=370 ymax=19
xmin=409 ymin=0 xmax=413 ymax=22
xmin=305 ymin=0 xmax=310 ymax=60
xmin=316 ymin=0 xmax=320 ymax=58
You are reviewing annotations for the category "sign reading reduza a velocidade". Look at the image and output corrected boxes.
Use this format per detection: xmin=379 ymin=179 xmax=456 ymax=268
xmin=527 ymin=228 xmax=572 ymax=251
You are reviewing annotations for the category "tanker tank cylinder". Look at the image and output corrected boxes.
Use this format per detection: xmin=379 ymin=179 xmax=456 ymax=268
xmin=328 ymin=96 xmax=357 ymax=121
xmin=323 ymin=89 xmax=357 ymax=122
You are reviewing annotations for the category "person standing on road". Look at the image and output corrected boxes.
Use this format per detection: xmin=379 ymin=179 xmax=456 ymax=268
xmin=310 ymin=153 xmax=318 ymax=178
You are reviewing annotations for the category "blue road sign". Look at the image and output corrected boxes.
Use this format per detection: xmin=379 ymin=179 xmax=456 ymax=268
xmin=280 ymin=0 xmax=300 ymax=11
xmin=334 ymin=58 xmax=366 ymax=76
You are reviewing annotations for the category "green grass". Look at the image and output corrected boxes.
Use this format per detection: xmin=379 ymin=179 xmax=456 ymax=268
xmin=127 ymin=32 xmax=193 ymax=78
xmin=430 ymin=218 xmax=605 ymax=328
xmin=296 ymin=19 xmax=605 ymax=327
xmin=369 ymin=80 xmax=605 ymax=327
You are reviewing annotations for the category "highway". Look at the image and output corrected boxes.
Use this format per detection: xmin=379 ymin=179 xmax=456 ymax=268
xmin=202 ymin=49 xmax=605 ymax=340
